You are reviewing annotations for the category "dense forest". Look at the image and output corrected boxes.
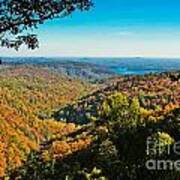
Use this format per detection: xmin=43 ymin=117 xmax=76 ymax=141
xmin=0 ymin=66 xmax=93 ymax=178
xmin=0 ymin=65 xmax=179 ymax=179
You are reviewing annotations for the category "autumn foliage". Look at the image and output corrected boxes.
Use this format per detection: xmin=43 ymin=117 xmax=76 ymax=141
xmin=0 ymin=66 xmax=179 ymax=179
xmin=0 ymin=66 xmax=92 ymax=177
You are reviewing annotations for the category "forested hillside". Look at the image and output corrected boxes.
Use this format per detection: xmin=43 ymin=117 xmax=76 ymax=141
xmin=0 ymin=66 xmax=180 ymax=179
xmin=0 ymin=66 xmax=93 ymax=177
xmin=55 ymin=72 xmax=180 ymax=124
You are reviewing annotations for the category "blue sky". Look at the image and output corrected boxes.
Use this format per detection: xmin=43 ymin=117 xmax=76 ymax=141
xmin=1 ymin=0 xmax=180 ymax=57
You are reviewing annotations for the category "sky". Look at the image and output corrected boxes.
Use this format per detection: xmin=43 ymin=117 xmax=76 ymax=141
xmin=1 ymin=0 xmax=180 ymax=57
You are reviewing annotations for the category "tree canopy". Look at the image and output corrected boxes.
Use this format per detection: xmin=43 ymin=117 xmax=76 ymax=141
xmin=0 ymin=0 xmax=93 ymax=50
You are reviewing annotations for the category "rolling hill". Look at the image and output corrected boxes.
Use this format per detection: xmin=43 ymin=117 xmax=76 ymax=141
xmin=0 ymin=65 xmax=180 ymax=179
xmin=0 ymin=66 xmax=94 ymax=177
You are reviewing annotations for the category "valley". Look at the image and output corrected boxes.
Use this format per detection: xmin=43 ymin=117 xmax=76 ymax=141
xmin=0 ymin=63 xmax=179 ymax=179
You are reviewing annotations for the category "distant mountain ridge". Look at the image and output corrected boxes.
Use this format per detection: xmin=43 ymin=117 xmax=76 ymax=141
xmin=1 ymin=57 xmax=180 ymax=81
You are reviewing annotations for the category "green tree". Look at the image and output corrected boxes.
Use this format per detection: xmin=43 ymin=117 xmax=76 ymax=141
xmin=101 ymin=93 xmax=140 ymax=128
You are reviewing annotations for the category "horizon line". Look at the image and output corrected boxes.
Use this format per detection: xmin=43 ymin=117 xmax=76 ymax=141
xmin=1 ymin=56 xmax=180 ymax=59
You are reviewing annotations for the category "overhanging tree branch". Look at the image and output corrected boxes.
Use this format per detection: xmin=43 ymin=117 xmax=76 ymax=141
xmin=0 ymin=0 xmax=93 ymax=50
